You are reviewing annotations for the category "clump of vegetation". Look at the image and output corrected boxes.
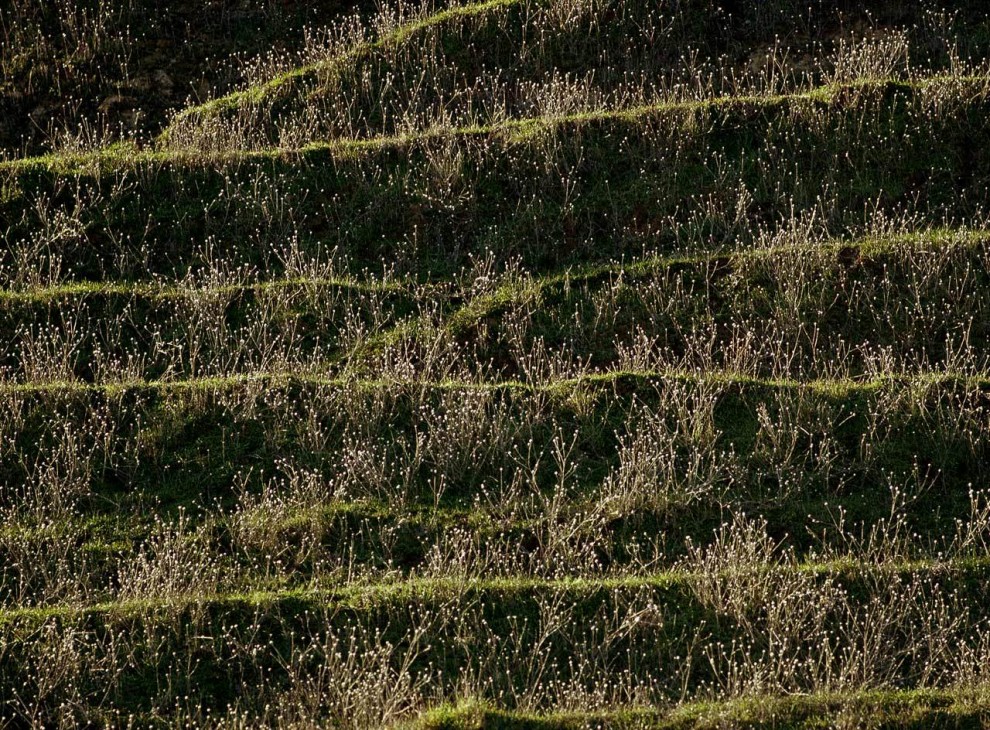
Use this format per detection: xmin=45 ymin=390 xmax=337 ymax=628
xmin=2 ymin=0 xmax=990 ymax=727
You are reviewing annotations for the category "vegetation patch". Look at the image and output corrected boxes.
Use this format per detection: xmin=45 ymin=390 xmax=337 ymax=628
xmin=3 ymin=0 xmax=990 ymax=726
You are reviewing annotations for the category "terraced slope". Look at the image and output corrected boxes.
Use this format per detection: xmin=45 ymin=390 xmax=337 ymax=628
xmin=3 ymin=0 xmax=990 ymax=727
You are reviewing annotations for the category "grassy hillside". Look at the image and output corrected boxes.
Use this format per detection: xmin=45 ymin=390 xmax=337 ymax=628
xmin=3 ymin=0 xmax=990 ymax=727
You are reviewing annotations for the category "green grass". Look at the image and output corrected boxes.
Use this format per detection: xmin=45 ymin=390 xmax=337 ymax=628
xmin=411 ymin=690 xmax=990 ymax=729
xmin=4 ymin=0 xmax=990 ymax=725
xmin=8 ymin=554 xmax=990 ymax=626
xmin=3 ymin=74 xmax=986 ymax=176
xmin=163 ymin=0 xmax=523 ymax=130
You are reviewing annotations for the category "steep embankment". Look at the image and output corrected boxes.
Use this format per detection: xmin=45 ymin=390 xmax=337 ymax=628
xmin=2 ymin=0 xmax=990 ymax=726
